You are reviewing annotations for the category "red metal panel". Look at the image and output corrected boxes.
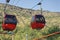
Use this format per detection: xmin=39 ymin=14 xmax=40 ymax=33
xmin=2 ymin=23 xmax=16 ymax=31
xmin=31 ymin=22 xmax=45 ymax=29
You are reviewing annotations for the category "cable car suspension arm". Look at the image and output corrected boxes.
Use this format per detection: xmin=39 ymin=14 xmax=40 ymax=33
xmin=4 ymin=0 xmax=10 ymax=14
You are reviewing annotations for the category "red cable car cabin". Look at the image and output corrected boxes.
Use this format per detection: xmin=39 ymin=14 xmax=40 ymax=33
xmin=2 ymin=14 xmax=17 ymax=31
xmin=31 ymin=14 xmax=46 ymax=30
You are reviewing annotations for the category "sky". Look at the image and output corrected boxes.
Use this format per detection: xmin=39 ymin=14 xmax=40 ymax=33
xmin=0 ymin=0 xmax=60 ymax=12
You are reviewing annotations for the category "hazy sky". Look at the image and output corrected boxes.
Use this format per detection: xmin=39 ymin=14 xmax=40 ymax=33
xmin=0 ymin=0 xmax=60 ymax=12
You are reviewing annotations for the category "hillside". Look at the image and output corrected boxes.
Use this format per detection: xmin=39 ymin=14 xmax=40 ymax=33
xmin=0 ymin=3 xmax=60 ymax=40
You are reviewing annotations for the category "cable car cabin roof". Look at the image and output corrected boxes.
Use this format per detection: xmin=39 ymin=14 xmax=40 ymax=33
xmin=6 ymin=0 xmax=10 ymax=3
xmin=35 ymin=15 xmax=44 ymax=18
xmin=5 ymin=14 xmax=16 ymax=18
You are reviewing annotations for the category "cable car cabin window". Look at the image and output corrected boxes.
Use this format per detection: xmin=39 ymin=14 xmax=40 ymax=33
xmin=35 ymin=15 xmax=45 ymax=23
xmin=31 ymin=16 xmax=35 ymax=22
xmin=4 ymin=15 xmax=17 ymax=25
